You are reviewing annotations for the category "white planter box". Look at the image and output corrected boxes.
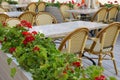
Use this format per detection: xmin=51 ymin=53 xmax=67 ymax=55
xmin=0 ymin=51 xmax=32 ymax=80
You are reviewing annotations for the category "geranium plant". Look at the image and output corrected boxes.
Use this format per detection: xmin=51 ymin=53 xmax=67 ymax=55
xmin=0 ymin=21 xmax=116 ymax=80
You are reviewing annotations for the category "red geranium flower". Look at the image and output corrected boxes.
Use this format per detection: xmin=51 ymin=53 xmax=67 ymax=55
xmin=33 ymin=46 xmax=40 ymax=51
xmin=20 ymin=20 xmax=32 ymax=28
xmin=94 ymin=75 xmax=106 ymax=80
xmin=77 ymin=3 xmax=81 ymax=7
xmin=22 ymin=31 xmax=32 ymax=36
xmin=9 ymin=47 xmax=16 ymax=53
xmin=32 ymin=31 xmax=38 ymax=35
xmin=23 ymin=35 xmax=35 ymax=45
xmin=72 ymin=0 xmax=75 ymax=4
xmin=72 ymin=61 xmax=81 ymax=67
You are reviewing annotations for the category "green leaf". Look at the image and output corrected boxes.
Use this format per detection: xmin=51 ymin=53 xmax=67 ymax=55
xmin=10 ymin=67 xmax=16 ymax=78
xmin=109 ymin=77 xmax=117 ymax=80
xmin=7 ymin=58 xmax=12 ymax=65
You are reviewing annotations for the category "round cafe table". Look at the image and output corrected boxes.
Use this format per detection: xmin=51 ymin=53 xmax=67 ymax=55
xmin=0 ymin=11 xmax=23 ymax=17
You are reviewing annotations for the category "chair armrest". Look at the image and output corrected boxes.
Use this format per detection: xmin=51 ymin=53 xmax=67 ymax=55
xmin=88 ymin=37 xmax=98 ymax=42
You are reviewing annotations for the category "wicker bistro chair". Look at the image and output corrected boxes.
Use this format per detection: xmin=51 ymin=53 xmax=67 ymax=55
xmin=25 ymin=2 xmax=37 ymax=12
xmin=37 ymin=2 xmax=46 ymax=12
xmin=18 ymin=11 xmax=36 ymax=25
xmin=91 ymin=7 xmax=108 ymax=23
xmin=107 ymin=6 xmax=119 ymax=23
xmin=58 ymin=28 xmax=89 ymax=63
xmin=35 ymin=12 xmax=57 ymax=26
xmin=0 ymin=13 xmax=9 ymax=23
xmin=1 ymin=1 xmax=11 ymax=11
xmin=6 ymin=18 xmax=20 ymax=27
xmin=84 ymin=22 xmax=120 ymax=75
xmin=0 ymin=6 xmax=6 ymax=12
xmin=60 ymin=4 xmax=78 ymax=22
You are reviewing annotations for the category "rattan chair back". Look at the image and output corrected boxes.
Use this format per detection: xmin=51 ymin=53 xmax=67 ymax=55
xmin=107 ymin=6 xmax=119 ymax=23
xmin=0 ymin=13 xmax=9 ymax=23
xmin=0 ymin=6 xmax=6 ymax=12
xmin=85 ymin=22 xmax=120 ymax=75
xmin=26 ymin=2 xmax=37 ymax=12
xmin=91 ymin=7 xmax=108 ymax=22
xmin=1 ymin=1 xmax=10 ymax=11
xmin=18 ymin=11 xmax=36 ymax=25
xmin=58 ymin=28 xmax=89 ymax=54
xmin=60 ymin=4 xmax=70 ymax=21
xmin=37 ymin=2 xmax=46 ymax=12
xmin=6 ymin=18 xmax=20 ymax=27
xmin=35 ymin=12 xmax=57 ymax=25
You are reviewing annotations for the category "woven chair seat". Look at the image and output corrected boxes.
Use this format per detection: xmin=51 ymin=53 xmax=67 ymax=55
xmin=85 ymin=41 xmax=112 ymax=54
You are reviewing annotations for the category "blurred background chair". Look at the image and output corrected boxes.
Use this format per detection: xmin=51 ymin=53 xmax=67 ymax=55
xmin=58 ymin=28 xmax=89 ymax=63
xmin=60 ymin=4 xmax=78 ymax=22
xmin=84 ymin=22 xmax=120 ymax=75
xmin=0 ymin=13 xmax=9 ymax=23
xmin=91 ymin=7 xmax=108 ymax=23
xmin=25 ymin=2 xmax=37 ymax=12
xmin=18 ymin=11 xmax=36 ymax=25
xmin=35 ymin=12 xmax=57 ymax=26
xmin=90 ymin=7 xmax=108 ymax=36
xmin=37 ymin=2 xmax=46 ymax=12
xmin=6 ymin=18 xmax=20 ymax=27
xmin=1 ymin=1 xmax=11 ymax=11
xmin=107 ymin=6 xmax=119 ymax=23
xmin=0 ymin=6 xmax=6 ymax=12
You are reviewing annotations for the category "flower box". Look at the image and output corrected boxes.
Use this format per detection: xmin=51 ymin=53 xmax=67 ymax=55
xmin=0 ymin=50 xmax=33 ymax=80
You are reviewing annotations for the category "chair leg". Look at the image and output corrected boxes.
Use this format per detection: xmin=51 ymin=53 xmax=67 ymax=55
xmin=110 ymin=52 xmax=118 ymax=75
xmin=98 ymin=54 xmax=102 ymax=66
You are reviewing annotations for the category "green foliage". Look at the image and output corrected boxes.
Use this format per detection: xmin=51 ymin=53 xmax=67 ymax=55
xmin=0 ymin=22 xmax=116 ymax=80
xmin=7 ymin=58 xmax=12 ymax=65
xmin=10 ymin=67 xmax=16 ymax=78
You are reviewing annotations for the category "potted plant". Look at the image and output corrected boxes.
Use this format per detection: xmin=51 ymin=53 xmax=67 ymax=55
xmin=0 ymin=21 xmax=116 ymax=80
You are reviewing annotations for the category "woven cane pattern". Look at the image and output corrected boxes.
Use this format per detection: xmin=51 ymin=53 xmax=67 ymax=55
xmin=35 ymin=12 xmax=57 ymax=25
xmin=6 ymin=18 xmax=20 ymax=27
xmin=0 ymin=13 xmax=9 ymax=23
xmin=26 ymin=2 xmax=36 ymax=12
xmin=108 ymin=6 xmax=119 ymax=23
xmin=38 ymin=2 xmax=46 ymax=12
xmin=18 ymin=11 xmax=36 ymax=25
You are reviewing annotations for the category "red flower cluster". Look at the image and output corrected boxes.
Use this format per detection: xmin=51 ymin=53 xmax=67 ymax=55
xmin=22 ymin=31 xmax=37 ymax=36
xmin=72 ymin=61 xmax=81 ymax=67
xmin=23 ymin=35 xmax=35 ymax=45
xmin=33 ymin=46 xmax=40 ymax=52
xmin=32 ymin=31 xmax=38 ymax=35
xmin=94 ymin=75 xmax=106 ymax=80
xmin=22 ymin=31 xmax=38 ymax=45
xmin=9 ymin=47 xmax=16 ymax=53
xmin=18 ymin=20 xmax=32 ymax=28
xmin=22 ymin=31 xmax=32 ymax=36
xmin=77 ymin=3 xmax=81 ymax=7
